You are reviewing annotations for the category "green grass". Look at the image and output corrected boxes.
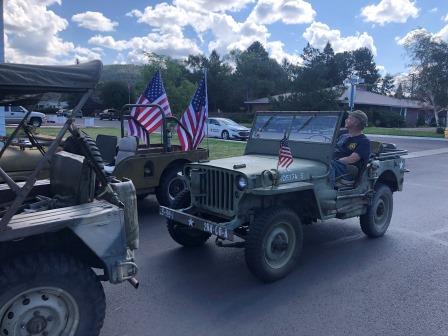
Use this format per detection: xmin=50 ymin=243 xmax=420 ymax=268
xmin=364 ymin=127 xmax=444 ymax=138
xmin=13 ymin=126 xmax=246 ymax=160
xmin=6 ymin=124 xmax=443 ymax=162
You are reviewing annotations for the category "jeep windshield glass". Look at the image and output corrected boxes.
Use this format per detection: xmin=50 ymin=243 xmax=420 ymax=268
xmin=252 ymin=116 xmax=293 ymax=140
xmin=251 ymin=114 xmax=338 ymax=143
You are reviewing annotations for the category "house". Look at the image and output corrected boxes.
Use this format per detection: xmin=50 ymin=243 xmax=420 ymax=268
xmin=244 ymin=88 xmax=432 ymax=127
xmin=338 ymin=88 xmax=432 ymax=126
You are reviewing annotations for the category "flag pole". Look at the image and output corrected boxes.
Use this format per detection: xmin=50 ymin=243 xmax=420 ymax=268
xmin=204 ymin=68 xmax=209 ymax=155
xmin=277 ymin=131 xmax=286 ymax=172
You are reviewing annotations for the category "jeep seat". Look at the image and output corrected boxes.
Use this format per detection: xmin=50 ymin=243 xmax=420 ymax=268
xmin=96 ymin=134 xmax=118 ymax=164
xmin=104 ymin=136 xmax=138 ymax=174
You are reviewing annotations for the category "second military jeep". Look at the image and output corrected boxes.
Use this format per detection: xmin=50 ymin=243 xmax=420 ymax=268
xmin=160 ymin=111 xmax=407 ymax=282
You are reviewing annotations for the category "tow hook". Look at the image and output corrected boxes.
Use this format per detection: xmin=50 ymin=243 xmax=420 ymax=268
xmin=215 ymin=237 xmax=245 ymax=248
xmin=128 ymin=277 xmax=139 ymax=289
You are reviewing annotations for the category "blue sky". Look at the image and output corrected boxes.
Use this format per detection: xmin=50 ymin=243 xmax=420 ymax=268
xmin=3 ymin=0 xmax=448 ymax=77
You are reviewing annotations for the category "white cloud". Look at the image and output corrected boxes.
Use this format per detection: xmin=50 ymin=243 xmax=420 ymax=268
xmin=361 ymin=0 xmax=419 ymax=25
xmin=88 ymin=35 xmax=128 ymax=51
xmin=303 ymin=21 xmax=377 ymax=55
xmin=429 ymin=7 xmax=438 ymax=13
xmin=173 ymin=0 xmax=255 ymax=13
xmin=376 ymin=65 xmax=386 ymax=75
xmin=267 ymin=41 xmax=303 ymax=65
xmin=127 ymin=4 xmax=189 ymax=32
xmin=89 ymin=31 xmax=201 ymax=63
xmin=123 ymin=1 xmax=308 ymax=64
xmin=127 ymin=3 xmax=270 ymax=56
xmin=247 ymin=0 xmax=315 ymax=25
xmin=395 ymin=28 xmax=428 ymax=45
xmin=206 ymin=15 xmax=270 ymax=54
xmin=72 ymin=11 xmax=118 ymax=32
xmin=396 ymin=26 xmax=448 ymax=45
xmin=444 ymin=14 xmax=448 ymax=22
xmin=4 ymin=0 xmax=101 ymax=64
xmin=435 ymin=24 xmax=448 ymax=42
xmin=72 ymin=46 xmax=102 ymax=63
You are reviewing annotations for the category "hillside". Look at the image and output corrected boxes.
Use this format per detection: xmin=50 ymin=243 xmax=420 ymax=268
xmin=100 ymin=64 xmax=144 ymax=85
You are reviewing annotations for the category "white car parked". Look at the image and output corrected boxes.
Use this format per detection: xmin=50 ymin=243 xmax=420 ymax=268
xmin=207 ymin=117 xmax=250 ymax=140
xmin=2 ymin=105 xmax=46 ymax=127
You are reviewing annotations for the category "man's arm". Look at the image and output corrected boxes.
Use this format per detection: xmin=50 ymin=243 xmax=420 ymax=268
xmin=338 ymin=152 xmax=361 ymax=165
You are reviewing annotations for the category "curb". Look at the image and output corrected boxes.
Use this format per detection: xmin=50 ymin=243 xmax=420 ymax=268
xmin=367 ymin=134 xmax=448 ymax=142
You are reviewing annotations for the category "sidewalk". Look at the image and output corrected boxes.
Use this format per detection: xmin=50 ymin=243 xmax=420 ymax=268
xmin=368 ymin=134 xmax=448 ymax=141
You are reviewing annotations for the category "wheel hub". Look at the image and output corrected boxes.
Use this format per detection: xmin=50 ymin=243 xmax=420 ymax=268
xmin=271 ymin=235 xmax=288 ymax=252
xmin=264 ymin=224 xmax=296 ymax=269
xmin=168 ymin=177 xmax=187 ymax=201
xmin=0 ymin=287 xmax=79 ymax=336
xmin=26 ymin=314 xmax=47 ymax=334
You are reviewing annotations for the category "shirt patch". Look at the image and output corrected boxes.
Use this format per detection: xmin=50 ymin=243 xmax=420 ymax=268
xmin=348 ymin=143 xmax=357 ymax=151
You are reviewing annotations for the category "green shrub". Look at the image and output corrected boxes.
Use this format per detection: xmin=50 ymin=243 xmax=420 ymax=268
xmin=416 ymin=114 xmax=426 ymax=127
xmin=436 ymin=127 xmax=445 ymax=134
xmin=371 ymin=110 xmax=405 ymax=127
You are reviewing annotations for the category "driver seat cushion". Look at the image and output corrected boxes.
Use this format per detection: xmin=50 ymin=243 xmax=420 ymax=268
xmin=104 ymin=136 xmax=138 ymax=174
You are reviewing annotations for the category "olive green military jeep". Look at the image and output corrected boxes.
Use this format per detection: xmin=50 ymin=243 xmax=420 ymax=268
xmin=0 ymin=60 xmax=138 ymax=336
xmin=96 ymin=106 xmax=208 ymax=206
xmin=160 ymin=111 xmax=408 ymax=282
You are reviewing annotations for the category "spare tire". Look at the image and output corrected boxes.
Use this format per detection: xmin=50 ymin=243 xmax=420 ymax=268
xmin=63 ymin=134 xmax=105 ymax=173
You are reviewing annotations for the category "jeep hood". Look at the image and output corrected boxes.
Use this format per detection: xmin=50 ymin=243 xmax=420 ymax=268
xmin=198 ymin=155 xmax=328 ymax=177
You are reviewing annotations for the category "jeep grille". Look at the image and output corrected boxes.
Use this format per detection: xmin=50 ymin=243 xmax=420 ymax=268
xmin=194 ymin=168 xmax=236 ymax=216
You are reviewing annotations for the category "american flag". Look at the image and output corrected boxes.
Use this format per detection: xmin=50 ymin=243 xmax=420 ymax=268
xmin=177 ymin=73 xmax=208 ymax=151
xmin=128 ymin=70 xmax=172 ymax=140
xmin=278 ymin=134 xmax=293 ymax=168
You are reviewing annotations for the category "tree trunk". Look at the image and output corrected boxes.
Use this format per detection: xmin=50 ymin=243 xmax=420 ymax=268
xmin=428 ymin=92 xmax=439 ymax=126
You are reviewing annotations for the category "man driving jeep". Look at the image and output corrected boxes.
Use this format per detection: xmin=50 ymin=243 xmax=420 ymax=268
xmin=330 ymin=110 xmax=370 ymax=187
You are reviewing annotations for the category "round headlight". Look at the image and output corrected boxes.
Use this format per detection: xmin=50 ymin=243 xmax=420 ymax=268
xmin=236 ymin=176 xmax=248 ymax=190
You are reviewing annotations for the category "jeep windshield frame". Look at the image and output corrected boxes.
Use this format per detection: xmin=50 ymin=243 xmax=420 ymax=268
xmin=245 ymin=111 xmax=344 ymax=165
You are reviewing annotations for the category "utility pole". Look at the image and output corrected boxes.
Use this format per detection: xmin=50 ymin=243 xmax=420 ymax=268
xmin=0 ymin=0 xmax=5 ymax=142
xmin=0 ymin=0 xmax=3 ymax=63
xmin=343 ymin=74 xmax=365 ymax=112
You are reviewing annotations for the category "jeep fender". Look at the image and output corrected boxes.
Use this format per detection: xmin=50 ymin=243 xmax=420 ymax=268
xmin=247 ymin=182 xmax=324 ymax=219
xmin=375 ymin=169 xmax=401 ymax=192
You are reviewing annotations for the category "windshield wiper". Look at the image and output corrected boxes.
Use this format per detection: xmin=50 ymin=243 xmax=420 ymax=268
xmin=254 ymin=116 xmax=274 ymax=136
xmin=293 ymin=115 xmax=315 ymax=134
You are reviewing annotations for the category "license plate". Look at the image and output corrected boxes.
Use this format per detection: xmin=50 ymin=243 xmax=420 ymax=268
xmin=159 ymin=206 xmax=233 ymax=241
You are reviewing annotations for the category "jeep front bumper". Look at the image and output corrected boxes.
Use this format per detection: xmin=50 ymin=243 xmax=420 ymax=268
xmin=160 ymin=206 xmax=234 ymax=241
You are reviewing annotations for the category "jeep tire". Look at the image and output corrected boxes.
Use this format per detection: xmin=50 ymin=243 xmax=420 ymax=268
xmin=0 ymin=252 xmax=105 ymax=336
xmin=29 ymin=117 xmax=42 ymax=128
xmin=167 ymin=190 xmax=211 ymax=247
xmin=156 ymin=165 xmax=187 ymax=207
xmin=360 ymin=184 xmax=393 ymax=238
xmin=245 ymin=207 xmax=303 ymax=282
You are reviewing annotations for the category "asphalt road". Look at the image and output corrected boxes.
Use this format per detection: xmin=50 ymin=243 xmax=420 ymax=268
xmin=101 ymin=136 xmax=448 ymax=336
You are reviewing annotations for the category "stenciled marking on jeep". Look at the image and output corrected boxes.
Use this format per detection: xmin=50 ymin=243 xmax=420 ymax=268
xmin=203 ymin=222 xmax=229 ymax=239
xmin=280 ymin=172 xmax=303 ymax=183
xmin=159 ymin=207 xmax=174 ymax=220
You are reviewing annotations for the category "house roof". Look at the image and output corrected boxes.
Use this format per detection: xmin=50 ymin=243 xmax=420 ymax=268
xmin=338 ymin=88 xmax=428 ymax=109
xmin=244 ymin=93 xmax=292 ymax=104
xmin=245 ymin=89 xmax=430 ymax=110
xmin=244 ymin=97 xmax=269 ymax=104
